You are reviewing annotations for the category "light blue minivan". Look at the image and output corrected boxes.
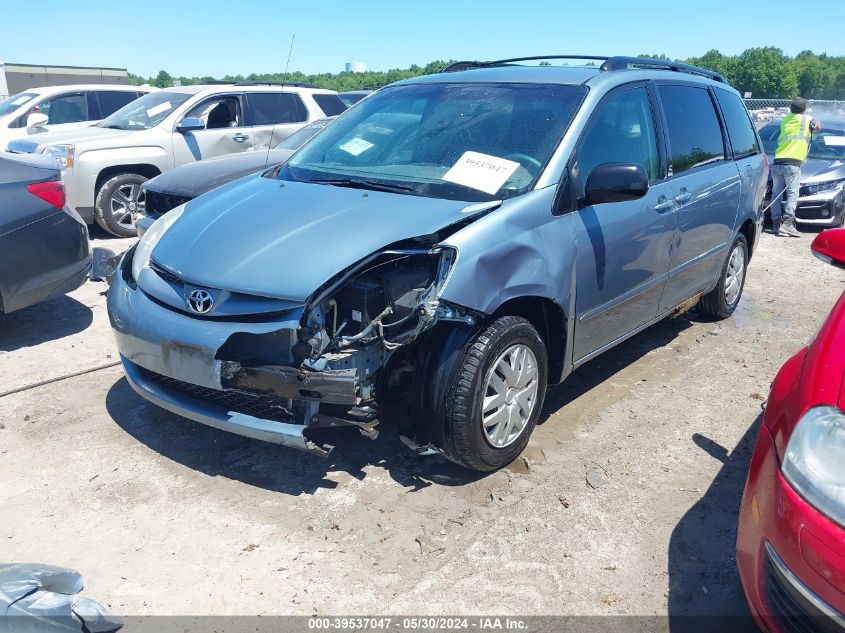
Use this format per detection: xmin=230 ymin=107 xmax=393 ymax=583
xmin=108 ymin=56 xmax=768 ymax=471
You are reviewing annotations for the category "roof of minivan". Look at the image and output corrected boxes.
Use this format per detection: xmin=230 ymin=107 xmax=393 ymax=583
xmin=397 ymin=65 xmax=601 ymax=86
xmin=395 ymin=64 xmax=734 ymax=92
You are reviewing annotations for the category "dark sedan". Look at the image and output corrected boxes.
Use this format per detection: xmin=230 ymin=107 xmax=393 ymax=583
xmin=134 ymin=117 xmax=335 ymax=235
xmin=760 ymin=117 xmax=845 ymax=227
xmin=0 ymin=152 xmax=91 ymax=314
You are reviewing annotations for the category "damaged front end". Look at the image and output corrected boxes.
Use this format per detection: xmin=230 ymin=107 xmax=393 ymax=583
xmin=109 ymin=225 xmax=478 ymax=458
xmin=216 ymin=243 xmax=476 ymax=454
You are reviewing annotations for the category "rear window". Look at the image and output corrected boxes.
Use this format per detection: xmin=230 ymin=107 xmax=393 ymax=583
xmin=759 ymin=125 xmax=782 ymax=155
xmin=96 ymin=91 xmax=142 ymax=118
xmin=715 ymin=89 xmax=760 ymax=158
xmin=657 ymin=85 xmax=726 ymax=174
xmin=312 ymin=94 xmax=347 ymax=117
xmin=249 ymin=93 xmax=308 ymax=125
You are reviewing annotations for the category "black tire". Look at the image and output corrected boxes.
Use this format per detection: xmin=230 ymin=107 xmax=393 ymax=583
xmin=697 ymin=233 xmax=748 ymax=319
xmin=441 ymin=315 xmax=548 ymax=471
xmin=94 ymin=173 xmax=148 ymax=238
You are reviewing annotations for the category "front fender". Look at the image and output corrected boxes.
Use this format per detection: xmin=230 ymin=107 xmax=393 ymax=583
xmin=440 ymin=186 xmax=576 ymax=316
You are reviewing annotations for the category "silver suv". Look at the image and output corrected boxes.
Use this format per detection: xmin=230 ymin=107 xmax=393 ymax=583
xmin=7 ymin=82 xmax=347 ymax=236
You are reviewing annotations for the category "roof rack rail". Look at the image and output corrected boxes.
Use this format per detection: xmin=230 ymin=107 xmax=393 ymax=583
xmin=233 ymin=81 xmax=318 ymax=88
xmin=441 ymin=55 xmax=607 ymax=73
xmin=440 ymin=55 xmax=727 ymax=84
xmin=600 ymin=56 xmax=727 ymax=83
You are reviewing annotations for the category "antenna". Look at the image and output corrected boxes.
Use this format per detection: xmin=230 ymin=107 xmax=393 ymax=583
xmin=269 ymin=34 xmax=297 ymax=167
xmin=284 ymin=34 xmax=296 ymax=82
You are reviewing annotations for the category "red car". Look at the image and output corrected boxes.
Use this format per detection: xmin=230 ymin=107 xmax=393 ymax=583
xmin=737 ymin=227 xmax=845 ymax=632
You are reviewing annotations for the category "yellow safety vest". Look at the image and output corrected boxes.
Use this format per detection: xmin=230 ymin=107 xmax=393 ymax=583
xmin=775 ymin=113 xmax=812 ymax=162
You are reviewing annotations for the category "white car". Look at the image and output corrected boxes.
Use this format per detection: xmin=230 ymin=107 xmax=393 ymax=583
xmin=7 ymin=82 xmax=347 ymax=236
xmin=0 ymin=84 xmax=151 ymax=149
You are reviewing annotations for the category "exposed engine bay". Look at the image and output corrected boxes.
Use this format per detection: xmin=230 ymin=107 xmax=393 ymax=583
xmin=214 ymin=241 xmax=477 ymax=455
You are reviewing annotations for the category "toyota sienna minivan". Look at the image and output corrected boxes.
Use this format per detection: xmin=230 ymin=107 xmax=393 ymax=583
xmin=108 ymin=55 xmax=767 ymax=471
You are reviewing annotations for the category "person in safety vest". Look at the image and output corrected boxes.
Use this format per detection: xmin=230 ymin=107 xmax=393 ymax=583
xmin=771 ymin=97 xmax=821 ymax=237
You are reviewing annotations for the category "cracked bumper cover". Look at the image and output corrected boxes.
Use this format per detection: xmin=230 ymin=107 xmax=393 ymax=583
xmin=108 ymin=269 xmax=357 ymax=454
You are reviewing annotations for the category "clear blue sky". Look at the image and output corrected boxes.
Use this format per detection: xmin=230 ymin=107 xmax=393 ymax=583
xmin=2 ymin=0 xmax=843 ymax=78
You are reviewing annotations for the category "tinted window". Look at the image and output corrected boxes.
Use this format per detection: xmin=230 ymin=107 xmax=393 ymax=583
xmin=40 ymin=92 xmax=89 ymax=125
xmin=249 ymin=93 xmax=308 ymax=125
xmin=658 ymin=85 xmax=725 ymax=174
xmin=578 ymin=85 xmax=661 ymax=184
xmin=312 ymin=94 xmax=347 ymax=116
xmin=97 ymin=91 xmax=142 ymax=117
xmin=715 ymin=90 xmax=759 ymax=158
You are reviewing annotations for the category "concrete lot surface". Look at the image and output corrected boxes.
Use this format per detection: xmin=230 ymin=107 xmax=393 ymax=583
xmin=0 ymin=227 xmax=843 ymax=616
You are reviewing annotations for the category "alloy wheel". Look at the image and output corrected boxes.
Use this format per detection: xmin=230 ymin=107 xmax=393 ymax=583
xmin=110 ymin=184 xmax=145 ymax=231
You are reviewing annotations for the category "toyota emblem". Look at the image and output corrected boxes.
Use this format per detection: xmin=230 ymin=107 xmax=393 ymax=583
xmin=187 ymin=288 xmax=214 ymax=314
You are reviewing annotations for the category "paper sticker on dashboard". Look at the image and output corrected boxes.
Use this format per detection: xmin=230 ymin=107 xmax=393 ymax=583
xmin=822 ymin=135 xmax=845 ymax=147
xmin=442 ymin=151 xmax=520 ymax=195
xmin=339 ymin=137 xmax=374 ymax=156
xmin=146 ymin=102 xmax=171 ymax=118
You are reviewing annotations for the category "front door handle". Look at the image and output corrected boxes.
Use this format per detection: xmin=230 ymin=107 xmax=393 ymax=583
xmin=675 ymin=187 xmax=692 ymax=204
xmin=654 ymin=196 xmax=674 ymax=213
xmin=232 ymin=133 xmax=249 ymax=143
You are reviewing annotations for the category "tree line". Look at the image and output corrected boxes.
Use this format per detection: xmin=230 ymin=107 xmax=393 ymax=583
xmin=129 ymin=49 xmax=845 ymax=99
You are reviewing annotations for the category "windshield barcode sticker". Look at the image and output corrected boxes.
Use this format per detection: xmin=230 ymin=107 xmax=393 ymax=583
xmin=339 ymin=137 xmax=374 ymax=156
xmin=442 ymin=151 xmax=520 ymax=195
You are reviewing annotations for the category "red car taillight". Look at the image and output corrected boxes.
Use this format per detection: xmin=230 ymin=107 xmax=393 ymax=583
xmin=26 ymin=180 xmax=66 ymax=210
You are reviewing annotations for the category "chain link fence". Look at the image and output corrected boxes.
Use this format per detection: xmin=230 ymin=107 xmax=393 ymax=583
xmin=744 ymin=99 xmax=845 ymax=125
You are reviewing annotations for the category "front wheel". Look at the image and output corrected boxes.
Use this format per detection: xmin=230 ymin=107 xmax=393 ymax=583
xmin=95 ymin=173 xmax=148 ymax=238
xmin=697 ymin=233 xmax=748 ymax=319
xmin=441 ymin=316 xmax=548 ymax=471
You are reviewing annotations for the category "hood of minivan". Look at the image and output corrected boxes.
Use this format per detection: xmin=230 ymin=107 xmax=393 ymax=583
xmin=144 ymin=148 xmax=295 ymax=199
xmin=150 ymin=175 xmax=483 ymax=302
xmin=7 ymin=126 xmax=142 ymax=154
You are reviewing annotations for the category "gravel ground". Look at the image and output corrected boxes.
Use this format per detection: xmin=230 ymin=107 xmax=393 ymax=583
xmin=0 ymin=225 xmax=843 ymax=619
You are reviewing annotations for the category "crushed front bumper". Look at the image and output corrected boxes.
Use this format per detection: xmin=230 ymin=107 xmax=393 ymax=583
xmin=107 ymin=264 xmax=360 ymax=456
xmin=121 ymin=357 xmax=327 ymax=454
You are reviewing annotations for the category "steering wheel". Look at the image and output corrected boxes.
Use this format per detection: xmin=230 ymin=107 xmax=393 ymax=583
xmin=504 ymin=153 xmax=542 ymax=172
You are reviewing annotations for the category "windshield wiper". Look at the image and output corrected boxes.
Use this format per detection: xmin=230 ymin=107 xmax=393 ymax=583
xmin=102 ymin=124 xmax=127 ymax=130
xmin=305 ymin=178 xmax=414 ymax=194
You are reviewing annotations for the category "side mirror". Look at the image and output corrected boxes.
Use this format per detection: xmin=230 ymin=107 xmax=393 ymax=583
xmin=26 ymin=112 xmax=49 ymax=133
xmin=581 ymin=163 xmax=648 ymax=206
xmin=811 ymin=228 xmax=845 ymax=270
xmin=177 ymin=117 xmax=205 ymax=133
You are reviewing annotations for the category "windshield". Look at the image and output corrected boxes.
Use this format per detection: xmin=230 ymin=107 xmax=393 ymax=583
xmin=0 ymin=92 xmax=38 ymax=117
xmin=759 ymin=123 xmax=845 ymax=161
xmin=273 ymin=119 xmax=333 ymax=150
xmin=99 ymin=91 xmax=191 ymax=130
xmin=279 ymin=82 xmax=587 ymax=201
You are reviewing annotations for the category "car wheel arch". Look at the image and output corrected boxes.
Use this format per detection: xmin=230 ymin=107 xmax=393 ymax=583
xmin=95 ymin=164 xmax=162 ymax=196
xmin=739 ymin=218 xmax=757 ymax=259
xmin=490 ymin=295 xmax=568 ymax=386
